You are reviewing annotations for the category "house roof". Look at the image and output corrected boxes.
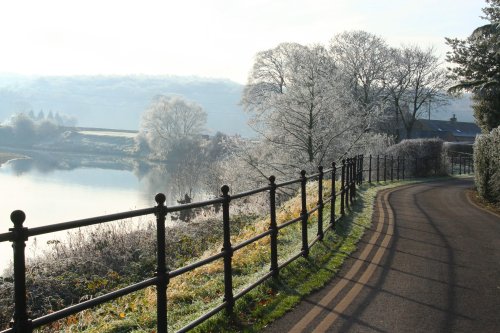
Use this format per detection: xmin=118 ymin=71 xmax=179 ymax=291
xmin=417 ymin=119 xmax=481 ymax=139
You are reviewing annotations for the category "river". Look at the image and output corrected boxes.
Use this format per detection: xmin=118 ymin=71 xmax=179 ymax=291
xmin=0 ymin=152 xmax=211 ymax=274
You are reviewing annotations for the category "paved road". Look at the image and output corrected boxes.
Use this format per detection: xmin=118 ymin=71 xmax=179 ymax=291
xmin=264 ymin=178 xmax=500 ymax=332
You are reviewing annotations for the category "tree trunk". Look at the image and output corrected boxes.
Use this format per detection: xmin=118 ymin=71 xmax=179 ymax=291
xmin=405 ymin=120 xmax=415 ymax=139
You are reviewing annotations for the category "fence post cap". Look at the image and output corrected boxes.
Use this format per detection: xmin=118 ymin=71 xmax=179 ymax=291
xmin=300 ymin=170 xmax=306 ymax=177
xmin=155 ymin=193 xmax=166 ymax=205
xmin=10 ymin=210 xmax=25 ymax=228
xmin=269 ymin=175 xmax=276 ymax=184
xmin=221 ymin=185 xmax=230 ymax=195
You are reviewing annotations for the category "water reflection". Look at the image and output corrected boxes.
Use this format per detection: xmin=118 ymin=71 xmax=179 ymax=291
xmin=0 ymin=151 xmax=221 ymax=273
xmin=6 ymin=151 xmax=135 ymax=176
xmin=1 ymin=151 xmax=216 ymax=205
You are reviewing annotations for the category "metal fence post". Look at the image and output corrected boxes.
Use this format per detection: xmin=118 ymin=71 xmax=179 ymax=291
xmin=345 ymin=159 xmax=350 ymax=209
xmin=221 ymin=185 xmax=234 ymax=313
xmin=383 ymin=155 xmax=387 ymax=182
xmin=354 ymin=156 xmax=357 ymax=184
xmin=397 ymin=157 xmax=400 ymax=180
xmin=10 ymin=210 xmax=32 ymax=333
xmin=376 ymin=155 xmax=380 ymax=182
xmin=268 ymin=176 xmax=279 ymax=278
xmin=459 ymin=156 xmax=463 ymax=175
xmin=390 ymin=156 xmax=394 ymax=181
xmin=300 ymin=170 xmax=309 ymax=257
xmin=356 ymin=155 xmax=361 ymax=185
xmin=369 ymin=155 xmax=372 ymax=184
xmin=360 ymin=155 xmax=364 ymax=185
xmin=351 ymin=158 xmax=356 ymax=202
xmin=331 ymin=162 xmax=336 ymax=229
xmin=154 ymin=193 xmax=168 ymax=333
xmin=340 ymin=160 xmax=346 ymax=217
xmin=317 ymin=166 xmax=324 ymax=241
xmin=402 ymin=158 xmax=405 ymax=180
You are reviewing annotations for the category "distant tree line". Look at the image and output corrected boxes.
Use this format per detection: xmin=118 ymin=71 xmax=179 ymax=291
xmin=25 ymin=110 xmax=78 ymax=127
xmin=0 ymin=113 xmax=62 ymax=147
xmin=0 ymin=110 xmax=78 ymax=147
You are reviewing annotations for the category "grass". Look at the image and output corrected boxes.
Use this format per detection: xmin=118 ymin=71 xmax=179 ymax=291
xmin=33 ymin=178 xmax=434 ymax=333
xmin=467 ymin=187 xmax=500 ymax=216
xmin=188 ymin=180 xmax=419 ymax=333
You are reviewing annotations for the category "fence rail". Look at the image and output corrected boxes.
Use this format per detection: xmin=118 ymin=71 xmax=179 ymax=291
xmin=0 ymin=154 xmax=474 ymax=333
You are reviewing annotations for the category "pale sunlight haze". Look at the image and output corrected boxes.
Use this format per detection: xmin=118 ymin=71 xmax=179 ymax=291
xmin=0 ymin=0 xmax=485 ymax=83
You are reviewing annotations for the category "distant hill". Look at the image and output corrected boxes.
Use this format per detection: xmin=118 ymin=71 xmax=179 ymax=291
xmin=0 ymin=74 xmax=477 ymax=138
xmin=0 ymin=74 xmax=254 ymax=137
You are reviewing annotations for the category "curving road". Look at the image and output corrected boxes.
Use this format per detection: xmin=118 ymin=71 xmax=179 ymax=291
xmin=264 ymin=178 xmax=500 ymax=333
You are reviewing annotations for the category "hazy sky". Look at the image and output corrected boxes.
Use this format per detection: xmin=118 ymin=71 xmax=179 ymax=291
xmin=0 ymin=0 xmax=486 ymax=84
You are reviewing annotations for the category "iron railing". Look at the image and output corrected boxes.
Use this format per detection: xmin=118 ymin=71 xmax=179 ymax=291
xmin=364 ymin=153 xmax=474 ymax=183
xmin=450 ymin=152 xmax=474 ymax=175
xmin=0 ymin=153 xmax=474 ymax=332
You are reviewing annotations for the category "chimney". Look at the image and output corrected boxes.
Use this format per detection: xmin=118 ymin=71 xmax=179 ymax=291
xmin=450 ymin=114 xmax=457 ymax=123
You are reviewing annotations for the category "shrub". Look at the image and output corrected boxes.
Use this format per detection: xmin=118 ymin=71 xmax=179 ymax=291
xmin=384 ymin=138 xmax=448 ymax=177
xmin=474 ymin=126 xmax=500 ymax=203
xmin=443 ymin=142 xmax=474 ymax=156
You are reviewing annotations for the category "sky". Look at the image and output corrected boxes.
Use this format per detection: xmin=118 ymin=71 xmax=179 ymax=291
xmin=0 ymin=0 xmax=487 ymax=84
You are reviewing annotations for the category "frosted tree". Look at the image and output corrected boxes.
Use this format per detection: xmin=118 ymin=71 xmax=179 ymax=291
xmin=139 ymin=95 xmax=207 ymax=159
xmin=329 ymin=31 xmax=392 ymax=116
xmin=242 ymin=43 xmax=372 ymax=177
xmin=387 ymin=46 xmax=450 ymax=139
xmin=10 ymin=113 xmax=36 ymax=139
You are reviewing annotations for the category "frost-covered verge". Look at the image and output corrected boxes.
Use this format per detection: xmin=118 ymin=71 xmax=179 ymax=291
xmin=0 ymin=125 xmax=137 ymax=156
xmin=0 ymin=215 xmax=228 ymax=330
xmin=0 ymin=151 xmax=26 ymax=166
xmin=0 ymin=191 xmax=276 ymax=331
xmin=474 ymin=126 xmax=500 ymax=203
xmin=38 ymin=130 xmax=137 ymax=156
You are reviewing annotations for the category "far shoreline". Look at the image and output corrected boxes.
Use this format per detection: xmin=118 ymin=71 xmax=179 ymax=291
xmin=0 ymin=151 xmax=28 ymax=167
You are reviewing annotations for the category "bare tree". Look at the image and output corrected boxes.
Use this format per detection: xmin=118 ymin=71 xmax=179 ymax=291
xmin=329 ymin=31 xmax=392 ymax=116
xmin=242 ymin=42 xmax=306 ymax=114
xmin=387 ymin=46 xmax=451 ymax=139
xmin=139 ymin=95 xmax=207 ymax=158
xmin=242 ymin=43 xmax=369 ymax=175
